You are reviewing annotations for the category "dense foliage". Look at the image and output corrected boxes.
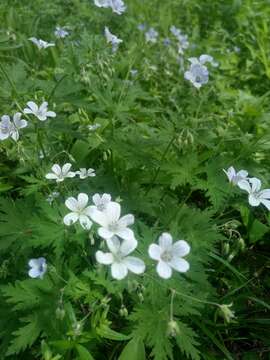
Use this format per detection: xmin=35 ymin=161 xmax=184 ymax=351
xmin=0 ymin=0 xmax=270 ymax=359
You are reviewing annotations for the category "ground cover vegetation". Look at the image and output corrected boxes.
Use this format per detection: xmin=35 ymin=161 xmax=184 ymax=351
xmin=0 ymin=0 xmax=270 ymax=359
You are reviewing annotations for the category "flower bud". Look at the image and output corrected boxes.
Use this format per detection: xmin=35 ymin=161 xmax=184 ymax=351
xmin=55 ymin=307 xmax=65 ymax=320
xmin=167 ymin=320 xmax=179 ymax=337
xmin=219 ymin=303 xmax=235 ymax=323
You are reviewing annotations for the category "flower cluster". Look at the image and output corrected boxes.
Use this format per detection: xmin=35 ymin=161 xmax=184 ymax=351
xmin=94 ymin=0 xmax=126 ymax=15
xmin=170 ymin=25 xmax=189 ymax=54
xmin=224 ymin=166 xmax=270 ymax=210
xmin=0 ymin=113 xmax=28 ymax=141
xmin=45 ymin=164 xmax=95 ymax=182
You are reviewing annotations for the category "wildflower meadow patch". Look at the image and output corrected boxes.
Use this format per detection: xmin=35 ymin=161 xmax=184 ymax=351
xmin=0 ymin=0 xmax=270 ymax=359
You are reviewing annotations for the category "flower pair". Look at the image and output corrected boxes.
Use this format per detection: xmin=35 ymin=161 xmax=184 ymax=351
xmin=46 ymin=164 xmax=95 ymax=183
xmin=0 ymin=113 xmax=28 ymax=141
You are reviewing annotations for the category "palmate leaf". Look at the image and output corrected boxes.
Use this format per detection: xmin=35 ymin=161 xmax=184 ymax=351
xmin=175 ymin=322 xmax=200 ymax=360
xmin=6 ymin=314 xmax=42 ymax=356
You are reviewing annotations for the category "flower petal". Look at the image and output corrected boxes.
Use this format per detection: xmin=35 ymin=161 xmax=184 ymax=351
xmin=28 ymin=268 xmax=41 ymax=278
xmin=106 ymin=236 xmax=121 ymax=253
xmin=79 ymin=215 xmax=92 ymax=230
xmin=90 ymin=209 xmax=108 ymax=227
xmin=111 ymin=262 xmax=128 ymax=280
xmin=78 ymin=193 xmax=89 ymax=208
xmin=169 ymin=257 xmax=190 ymax=273
xmin=51 ymin=164 xmax=61 ymax=176
xmin=65 ymin=197 xmax=78 ymax=211
xmin=104 ymin=202 xmax=121 ymax=223
xmin=124 ymin=256 xmax=145 ymax=274
xmin=248 ymin=194 xmax=260 ymax=207
xmin=249 ymin=177 xmax=261 ymax=192
xmin=118 ymin=214 xmax=134 ymax=227
xmin=260 ymin=198 xmax=270 ymax=210
xmin=96 ymin=251 xmax=114 ymax=265
xmin=172 ymin=240 xmax=190 ymax=257
xmin=120 ymin=238 xmax=138 ymax=256
xmin=156 ymin=260 xmax=172 ymax=279
xmin=259 ymin=189 xmax=270 ymax=199
xmin=45 ymin=173 xmax=58 ymax=180
xmin=26 ymin=101 xmax=38 ymax=113
xmin=237 ymin=179 xmax=251 ymax=193
xmin=158 ymin=233 xmax=173 ymax=250
xmin=148 ymin=244 xmax=162 ymax=260
xmin=62 ymin=163 xmax=72 ymax=175
xmin=98 ymin=227 xmax=114 ymax=240
xmin=116 ymin=228 xmax=136 ymax=242
xmin=63 ymin=212 xmax=79 ymax=226
xmin=46 ymin=111 xmax=56 ymax=118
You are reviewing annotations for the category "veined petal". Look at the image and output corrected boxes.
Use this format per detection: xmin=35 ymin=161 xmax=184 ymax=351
xmin=98 ymin=227 xmax=114 ymax=240
xmin=26 ymin=101 xmax=38 ymax=113
xmin=172 ymin=240 xmax=190 ymax=257
xmin=39 ymin=102 xmax=48 ymax=112
xmin=101 ymin=193 xmax=111 ymax=203
xmin=158 ymin=233 xmax=173 ymax=250
xmin=62 ymin=163 xmax=72 ymax=175
xmin=124 ymin=256 xmax=145 ymax=274
xmin=79 ymin=215 xmax=92 ymax=230
xmin=28 ymin=268 xmax=41 ymax=278
xmin=120 ymin=238 xmax=137 ymax=256
xmin=260 ymin=198 xmax=270 ymax=210
xmin=237 ymin=170 xmax=248 ymax=178
xmin=65 ymin=197 xmax=78 ymax=211
xmin=169 ymin=257 xmax=190 ymax=273
xmin=78 ymin=193 xmax=89 ymax=208
xmin=65 ymin=171 xmax=76 ymax=178
xmin=111 ymin=262 xmax=128 ymax=280
xmin=96 ymin=251 xmax=113 ymax=265
xmin=156 ymin=260 xmax=172 ymax=279
xmin=237 ymin=179 xmax=251 ymax=193
xmin=116 ymin=228 xmax=135 ymax=242
xmin=106 ymin=236 xmax=121 ymax=253
xmin=51 ymin=164 xmax=61 ymax=176
xmin=92 ymin=193 xmax=101 ymax=205
xmin=249 ymin=177 xmax=261 ymax=192
xmin=118 ymin=214 xmax=134 ymax=227
xmin=46 ymin=111 xmax=56 ymax=118
xmin=148 ymin=244 xmax=162 ymax=260
xmin=104 ymin=202 xmax=121 ymax=222
xmin=45 ymin=173 xmax=58 ymax=180
xmin=63 ymin=212 xmax=79 ymax=226
xmin=90 ymin=209 xmax=108 ymax=227
xmin=84 ymin=206 xmax=94 ymax=217
xmin=259 ymin=189 xmax=270 ymax=199
xmin=28 ymin=259 xmax=40 ymax=268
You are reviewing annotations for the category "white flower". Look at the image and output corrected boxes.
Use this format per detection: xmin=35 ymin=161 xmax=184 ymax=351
xmin=223 ymin=166 xmax=248 ymax=185
xmin=145 ymin=28 xmax=158 ymax=43
xmin=96 ymin=236 xmax=145 ymax=280
xmin=76 ymin=168 xmax=96 ymax=179
xmin=90 ymin=201 xmax=136 ymax=242
xmin=90 ymin=193 xmax=112 ymax=212
xmin=238 ymin=177 xmax=270 ymax=210
xmin=104 ymin=27 xmax=122 ymax=53
xmin=45 ymin=163 xmax=76 ymax=182
xmin=29 ymin=37 xmax=55 ymax=49
xmin=184 ymin=62 xmax=209 ymax=89
xmin=170 ymin=25 xmax=182 ymax=38
xmin=94 ymin=0 xmax=126 ymax=14
xmin=148 ymin=233 xmax=190 ymax=279
xmin=64 ymin=193 xmax=93 ymax=230
xmin=88 ymin=123 xmax=101 ymax=131
xmin=0 ymin=113 xmax=28 ymax=141
xmin=54 ymin=26 xmax=69 ymax=39
xmin=130 ymin=69 xmax=138 ymax=77
xmin=24 ymin=101 xmax=56 ymax=121
xmin=28 ymin=257 xmax=47 ymax=279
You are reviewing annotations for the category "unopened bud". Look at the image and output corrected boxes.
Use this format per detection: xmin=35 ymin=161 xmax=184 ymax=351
xmin=167 ymin=320 xmax=179 ymax=337
xmin=219 ymin=303 xmax=235 ymax=323
xmin=119 ymin=305 xmax=128 ymax=317
xmin=55 ymin=307 xmax=65 ymax=320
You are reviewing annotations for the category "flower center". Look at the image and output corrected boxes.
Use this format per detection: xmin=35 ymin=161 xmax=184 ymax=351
xmin=161 ymin=250 xmax=173 ymax=262
xmin=97 ymin=203 xmax=106 ymax=211
xmin=108 ymin=221 xmax=119 ymax=233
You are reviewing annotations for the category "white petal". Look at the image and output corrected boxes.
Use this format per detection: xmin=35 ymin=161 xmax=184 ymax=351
xmin=249 ymin=177 xmax=261 ymax=192
xmin=120 ymin=238 xmax=137 ymax=256
xmin=106 ymin=236 xmax=121 ymax=253
xmin=65 ymin=197 xmax=78 ymax=211
xmin=158 ymin=233 xmax=173 ymax=250
xmin=83 ymin=206 xmax=94 ymax=217
xmin=26 ymin=101 xmax=38 ymax=113
xmin=90 ymin=209 xmax=108 ymax=227
xmin=92 ymin=193 xmax=101 ymax=205
xmin=118 ymin=214 xmax=134 ymax=227
xmin=124 ymin=256 xmax=145 ymax=274
xmin=98 ymin=227 xmax=114 ymax=239
xmin=63 ymin=212 xmax=79 ymax=226
xmin=260 ymin=199 xmax=270 ymax=210
xmin=169 ymin=257 xmax=190 ymax=273
xmin=65 ymin=171 xmax=76 ymax=178
xmin=78 ymin=193 xmax=89 ymax=208
xmin=104 ymin=202 xmax=121 ymax=223
xmin=62 ymin=163 xmax=72 ymax=175
xmin=45 ymin=173 xmax=58 ymax=180
xmin=148 ymin=244 xmax=162 ymax=260
xmin=51 ymin=164 xmax=61 ymax=176
xmin=237 ymin=170 xmax=248 ymax=178
xmin=24 ymin=108 xmax=33 ymax=114
xmin=79 ymin=215 xmax=92 ymax=230
xmin=96 ymin=251 xmax=113 ymax=265
xmin=28 ymin=268 xmax=41 ymax=278
xmin=199 ymin=54 xmax=213 ymax=64
xmin=116 ymin=228 xmax=136 ymax=242
xmin=172 ymin=240 xmax=190 ymax=257
xmin=46 ymin=111 xmax=56 ymax=118
xmin=11 ymin=130 xmax=19 ymax=141
xmin=111 ymin=262 xmax=128 ymax=280
xmin=102 ymin=193 xmax=111 ymax=203
xmin=237 ymin=179 xmax=251 ymax=193
xmin=28 ymin=259 xmax=40 ymax=268
xmin=156 ymin=261 xmax=172 ymax=279
xmin=259 ymin=189 xmax=270 ymax=199
xmin=248 ymin=194 xmax=260 ymax=207
xmin=39 ymin=102 xmax=48 ymax=112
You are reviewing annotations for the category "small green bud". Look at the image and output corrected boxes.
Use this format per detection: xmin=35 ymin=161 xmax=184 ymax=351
xmin=167 ymin=320 xmax=179 ymax=337
xmin=219 ymin=303 xmax=235 ymax=323
xmin=55 ymin=307 xmax=65 ymax=320
xmin=119 ymin=305 xmax=128 ymax=317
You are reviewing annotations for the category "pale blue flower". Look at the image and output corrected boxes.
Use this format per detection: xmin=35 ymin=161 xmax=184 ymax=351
xmin=28 ymin=258 xmax=47 ymax=279
xmin=104 ymin=27 xmax=122 ymax=53
xmin=145 ymin=28 xmax=158 ymax=43
xmin=54 ymin=26 xmax=69 ymax=39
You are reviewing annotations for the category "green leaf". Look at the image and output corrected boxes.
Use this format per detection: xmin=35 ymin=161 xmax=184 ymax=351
xmin=76 ymin=344 xmax=95 ymax=360
xmin=118 ymin=337 xmax=145 ymax=360
xmin=248 ymin=219 xmax=269 ymax=243
xmin=96 ymin=325 xmax=131 ymax=341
